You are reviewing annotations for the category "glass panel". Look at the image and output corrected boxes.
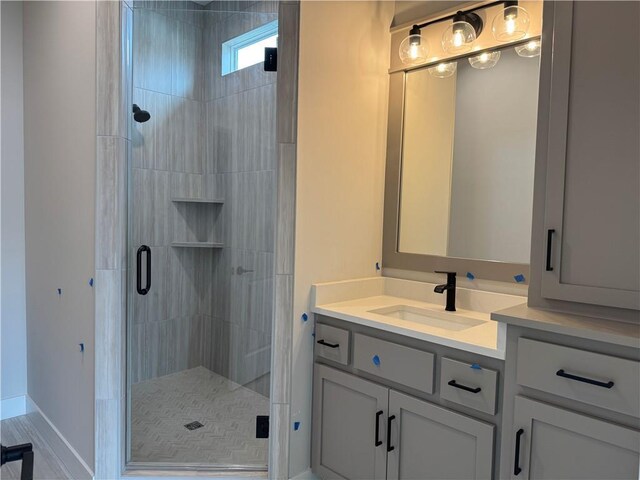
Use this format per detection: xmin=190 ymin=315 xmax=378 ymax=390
xmin=127 ymin=1 xmax=277 ymax=470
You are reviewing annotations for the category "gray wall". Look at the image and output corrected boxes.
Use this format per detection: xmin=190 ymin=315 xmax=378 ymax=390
xmin=447 ymin=48 xmax=539 ymax=264
xmin=1 ymin=0 xmax=27 ymax=405
xmin=129 ymin=1 xmax=211 ymax=384
xmin=202 ymin=0 xmax=277 ymax=397
xmin=23 ymin=0 xmax=96 ymax=468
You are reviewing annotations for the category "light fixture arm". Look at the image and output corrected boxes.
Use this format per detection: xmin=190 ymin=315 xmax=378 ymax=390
xmin=409 ymin=0 xmax=518 ymax=36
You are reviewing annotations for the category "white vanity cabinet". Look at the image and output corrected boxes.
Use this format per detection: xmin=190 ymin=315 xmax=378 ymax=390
xmin=387 ymin=390 xmax=494 ymax=480
xmin=500 ymin=325 xmax=640 ymax=480
xmin=311 ymin=316 xmax=503 ymax=480
xmin=511 ymin=396 xmax=640 ymax=480
xmin=537 ymin=0 xmax=640 ymax=310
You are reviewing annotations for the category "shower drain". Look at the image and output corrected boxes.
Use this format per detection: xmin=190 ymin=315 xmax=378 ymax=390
xmin=184 ymin=421 xmax=204 ymax=431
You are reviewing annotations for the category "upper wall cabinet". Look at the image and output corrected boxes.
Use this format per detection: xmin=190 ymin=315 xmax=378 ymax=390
xmin=539 ymin=1 xmax=639 ymax=310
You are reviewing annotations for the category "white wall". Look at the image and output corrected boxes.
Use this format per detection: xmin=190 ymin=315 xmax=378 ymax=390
xmin=23 ymin=1 xmax=96 ymax=468
xmin=1 ymin=0 xmax=28 ymax=409
xmin=290 ymin=1 xmax=394 ymax=476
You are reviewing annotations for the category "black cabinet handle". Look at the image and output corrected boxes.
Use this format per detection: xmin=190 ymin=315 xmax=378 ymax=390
xmin=514 ymin=428 xmax=524 ymax=476
xmin=545 ymin=229 xmax=555 ymax=271
xmin=448 ymin=379 xmax=482 ymax=394
xmin=375 ymin=411 xmax=383 ymax=447
xmin=386 ymin=415 xmax=396 ymax=452
xmin=317 ymin=339 xmax=339 ymax=349
xmin=136 ymin=245 xmax=151 ymax=295
xmin=556 ymin=369 xmax=614 ymax=389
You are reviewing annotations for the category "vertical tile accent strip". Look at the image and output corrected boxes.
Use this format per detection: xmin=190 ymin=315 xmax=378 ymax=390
xmin=95 ymin=1 xmax=130 ymax=478
xmin=270 ymin=1 xmax=300 ymax=478
xmin=276 ymin=2 xmax=300 ymax=144
xmin=269 ymin=403 xmax=291 ymax=480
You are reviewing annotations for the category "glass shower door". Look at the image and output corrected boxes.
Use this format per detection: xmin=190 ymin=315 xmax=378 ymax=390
xmin=126 ymin=1 xmax=278 ymax=470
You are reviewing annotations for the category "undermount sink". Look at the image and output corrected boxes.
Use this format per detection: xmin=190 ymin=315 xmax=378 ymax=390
xmin=368 ymin=305 xmax=485 ymax=331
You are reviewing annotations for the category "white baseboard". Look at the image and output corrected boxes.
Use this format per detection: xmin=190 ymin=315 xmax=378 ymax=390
xmin=26 ymin=396 xmax=94 ymax=479
xmin=1 ymin=394 xmax=27 ymax=420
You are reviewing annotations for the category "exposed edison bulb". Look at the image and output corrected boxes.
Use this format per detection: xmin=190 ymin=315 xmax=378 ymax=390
xmin=468 ymin=50 xmax=501 ymax=69
xmin=452 ymin=29 xmax=465 ymax=48
xmin=399 ymin=34 xmax=429 ymax=65
xmin=505 ymin=14 xmax=517 ymax=35
xmin=428 ymin=61 xmax=457 ymax=78
xmin=492 ymin=5 xmax=530 ymax=42
xmin=515 ymin=39 xmax=541 ymax=57
xmin=442 ymin=21 xmax=477 ymax=54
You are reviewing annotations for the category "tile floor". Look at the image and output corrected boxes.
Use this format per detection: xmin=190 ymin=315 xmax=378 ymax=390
xmin=130 ymin=366 xmax=270 ymax=467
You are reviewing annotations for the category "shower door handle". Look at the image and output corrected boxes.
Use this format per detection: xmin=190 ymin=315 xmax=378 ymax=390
xmin=136 ymin=245 xmax=151 ymax=295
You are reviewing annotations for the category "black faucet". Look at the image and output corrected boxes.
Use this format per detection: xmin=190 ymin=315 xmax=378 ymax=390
xmin=434 ymin=271 xmax=456 ymax=312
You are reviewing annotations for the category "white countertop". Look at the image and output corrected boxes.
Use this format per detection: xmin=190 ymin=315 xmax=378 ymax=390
xmin=311 ymin=277 xmax=527 ymax=360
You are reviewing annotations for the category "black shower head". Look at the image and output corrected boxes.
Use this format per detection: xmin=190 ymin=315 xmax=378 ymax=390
xmin=132 ymin=104 xmax=151 ymax=123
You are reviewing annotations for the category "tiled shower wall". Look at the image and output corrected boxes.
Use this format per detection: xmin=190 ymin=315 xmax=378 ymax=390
xmin=130 ymin=1 xmax=210 ymax=384
xmin=130 ymin=0 xmax=277 ymax=397
xmin=203 ymin=1 xmax=278 ymax=397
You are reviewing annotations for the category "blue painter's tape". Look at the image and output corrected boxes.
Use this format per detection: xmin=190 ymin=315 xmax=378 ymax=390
xmin=514 ymin=274 xmax=526 ymax=283
xmin=302 ymin=313 xmax=308 ymax=322
xmin=57 ymin=288 xmax=62 ymax=295
xmin=466 ymin=272 xmax=475 ymax=281
xmin=89 ymin=278 xmax=94 ymax=287
xmin=470 ymin=363 xmax=482 ymax=370
xmin=79 ymin=343 xmax=85 ymax=353
xmin=294 ymin=422 xmax=301 ymax=431
xmin=376 ymin=262 xmax=381 ymax=271
xmin=372 ymin=355 xmax=381 ymax=366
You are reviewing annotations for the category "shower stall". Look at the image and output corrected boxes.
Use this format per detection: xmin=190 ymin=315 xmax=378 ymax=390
xmin=126 ymin=1 xmax=278 ymax=471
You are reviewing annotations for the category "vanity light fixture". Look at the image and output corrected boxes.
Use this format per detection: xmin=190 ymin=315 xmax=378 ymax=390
xmin=398 ymin=1 xmax=531 ymax=65
xmin=469 ymin=50 xmax=501 ymax=69
xmin=492 ymin=0 xmax=530 ymax=42
xmin=399 ymin=25 xmax=429 ymax=65
xmin=515 ymin=39 xmax=541 ymax=57
xmin=428 ymin=61 xmax=457 ymax=78
xmin=441 ymin=12 xmax=483 ymax=54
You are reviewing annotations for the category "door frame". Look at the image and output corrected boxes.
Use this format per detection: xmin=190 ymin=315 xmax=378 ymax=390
xmin=93 ymin=1 xmax=300 ymax=478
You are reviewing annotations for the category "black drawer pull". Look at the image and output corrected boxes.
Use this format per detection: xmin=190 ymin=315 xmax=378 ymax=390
xmin=136 ymin=245 xmax=151 ymax=295
xmin=375 ymin=411 xmax=383 ymax=447
xmin=448 ymin=379 xmax=482 ymax=394
xmin=545 ymin=229 xmax=555 ymax=271
xmin=317 ymin=339 xmax=339 ymax=349
xmin=556 ymin=369 xmax=614 ymax=389
xmin=514 ymin=428 xmax=524 ymax=475
xmin=386 ymin=415 xmax=396 ymax=452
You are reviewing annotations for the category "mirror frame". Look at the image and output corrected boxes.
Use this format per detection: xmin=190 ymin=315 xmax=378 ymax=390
xmin=382 ymin=52 xmax=536 ymax=283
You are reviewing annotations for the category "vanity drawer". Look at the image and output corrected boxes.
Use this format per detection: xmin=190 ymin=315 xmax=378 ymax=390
xmin=315 ymin=324 xmax=350 ymax=365
xmin=517 ymin=338 xmax=640 ymax=417
xmin=440 ymin=357 xmax=498 ymax=415
xmin=353 ymin=334 xmax=435 ymax=393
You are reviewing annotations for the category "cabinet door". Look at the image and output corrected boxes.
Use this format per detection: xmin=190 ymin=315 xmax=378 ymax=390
xmin=312 ymin=364 xmax=388 ymax=480
xmin=540 ymin=1 xmax=640 ymax=309
xmin=511 ymin=396 xmax=640 ymax=480
xmin=387 ymin=390 xmax=494 ymax=480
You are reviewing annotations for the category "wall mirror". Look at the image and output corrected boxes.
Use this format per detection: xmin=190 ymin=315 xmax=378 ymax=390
xmin=384 ymin=41 xmax=541 ymax=280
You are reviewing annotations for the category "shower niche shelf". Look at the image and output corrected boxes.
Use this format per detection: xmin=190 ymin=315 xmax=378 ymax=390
xmin=171 ymin=242 xmax=224 ymax=249
xmin=171 ymin=197 xmax=224 ymax=204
